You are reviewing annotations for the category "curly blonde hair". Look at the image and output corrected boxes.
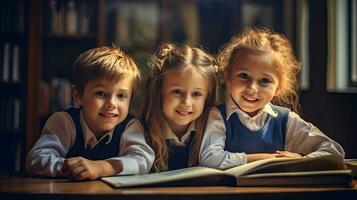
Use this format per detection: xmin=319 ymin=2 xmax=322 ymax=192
xmin=144 ymin=42 xmax=221 ymax=172
xmin=218 ymin=27 xmax=301 ymax=112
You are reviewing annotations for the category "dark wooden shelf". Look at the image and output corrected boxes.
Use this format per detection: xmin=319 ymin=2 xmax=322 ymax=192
xmin=43 ymin=33 xmax=98 ymax=40
xmin=0 ymin=33 xmax=26 ymax=43
xmin=0 ymin=131 xmax=24 ymax=138
xmin=0 ymin=83 xmax=24 ymax=96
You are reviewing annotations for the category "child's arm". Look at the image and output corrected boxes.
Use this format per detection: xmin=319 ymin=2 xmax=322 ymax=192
xmin=104 ymin=118 xmax=155 ymax=175
xmin=25 ymin=112 xmax=75 ymax=177
xmin=246 ymin=153 xmax=279 ymax=162
xmin=62 ymin=119 xmax=154 ymax=181
xmin=284 ymin=112 xmax=345 ymax=158
xmin=62 ymin=157 xmax=123 ymax=181
xmin=199 ymin=107 xmax=275 ymax=169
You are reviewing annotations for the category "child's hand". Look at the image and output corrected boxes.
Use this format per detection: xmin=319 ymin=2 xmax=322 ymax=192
xmin=62 ymin=157 xmax=103 ymax=181
xmin=275 ymin=150 xmax=302 ymax=158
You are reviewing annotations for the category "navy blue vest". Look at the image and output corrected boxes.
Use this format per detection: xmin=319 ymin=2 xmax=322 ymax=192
xmin=166 ymin=132 xmax=196 ymax=170
xmin=65 ymin=108 xmax=133 ymax=160
xmin=218 ymin=104 xmax=289 ymax=153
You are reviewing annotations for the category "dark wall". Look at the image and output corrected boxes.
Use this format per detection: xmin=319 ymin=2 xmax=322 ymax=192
xmin=299 ymin=0 xmax=357 ymax=158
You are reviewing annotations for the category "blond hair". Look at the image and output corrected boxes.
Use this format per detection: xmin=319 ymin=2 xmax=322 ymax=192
xmin=144 ymin=42 xmax=221 ymax=172
xmin=72 ymin=46 xmax=141 ymax=94
xmin=218 ymin=27 xmax=301 ymax=112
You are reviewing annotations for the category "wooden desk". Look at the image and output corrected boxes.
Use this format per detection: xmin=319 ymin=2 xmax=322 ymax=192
xmin=0 ymin=175 xmax=356 ymax=200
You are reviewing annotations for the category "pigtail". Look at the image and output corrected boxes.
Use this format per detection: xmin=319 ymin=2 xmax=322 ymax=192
xmin=145 ymin=43 xmax=179 ymax=172
xmin=148 ymin=43 xmax=176 ymax=75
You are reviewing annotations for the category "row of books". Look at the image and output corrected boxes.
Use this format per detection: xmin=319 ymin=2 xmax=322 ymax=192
xmin=0 ymin=97 xmax=21 ymax=132
xmin=0 ymin=43 xmax=21 ymax=83
xmin=0 ymin=0 xmax=25 ymax=33
xmin=40 ymin=78 xmax=73 ymax=118
xmin=44 ymin=0 xmax=95 ymax=35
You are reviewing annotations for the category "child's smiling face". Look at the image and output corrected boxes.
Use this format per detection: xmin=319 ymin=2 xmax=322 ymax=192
xmin=227 ymin=52 xmax=280 ymax=117
xmin=161 ymin=69 xmax=209 ymax=136
xmin=74 ymin=76 xmax=133 ymax=138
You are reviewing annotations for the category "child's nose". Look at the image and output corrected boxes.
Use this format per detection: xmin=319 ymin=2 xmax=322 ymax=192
xmin=105 ymin=96 xmax=116 ymax=109
xmin=181 ymin=94 xmax=192 ymax=106
xmin=246 ymin=82 xmax=258 ymax=94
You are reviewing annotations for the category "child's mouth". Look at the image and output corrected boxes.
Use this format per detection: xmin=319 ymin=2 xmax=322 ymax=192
xmin=176 ymin=110 xmax=192 ymax=116
xmin=242 ymin=96 xmax=259 ymax=103
xmin=100 ymin=113 xmax=118 ymax=118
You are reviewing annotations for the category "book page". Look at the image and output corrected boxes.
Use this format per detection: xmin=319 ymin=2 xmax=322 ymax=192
xmin=225 ymin=157 xmax=298 ymax=177
xmin=236 ymin=170 xmax=353 ymax=186
xmin=102 ymin=166 xmax=224 ymax=188
xmin=225 ymin=155 xmax=346 ymax=178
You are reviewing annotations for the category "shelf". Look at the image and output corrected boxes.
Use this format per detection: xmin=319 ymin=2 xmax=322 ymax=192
xmin=0 ymin=83 xmax=24 ymax=96
xmin=0 ymin=0 xmax=28 ymax=172
xmin=0 ymin=33 xmax=26 ymax=43
xmin=0 ymin=131 xmax=24 ymax=138
xmin=43 ymin=33 xmax=98 ymax=40
xmin=0 ymin=82 xmax=22 ymax=87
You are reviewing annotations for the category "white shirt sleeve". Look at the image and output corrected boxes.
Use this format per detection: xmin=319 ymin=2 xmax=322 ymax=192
xmin=108 ymin=118 xmax=155 ymax=175
xmin=199 ymin=107 xmax=247 ymax=170
xmin=284 ymin=112 xmax=345 ymax=158
xmin=25 ymin=112 xmax=75 ymax=177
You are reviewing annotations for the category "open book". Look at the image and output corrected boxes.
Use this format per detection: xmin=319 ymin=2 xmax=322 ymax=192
xmin=101 ymin=155 xmax=353 ymax=188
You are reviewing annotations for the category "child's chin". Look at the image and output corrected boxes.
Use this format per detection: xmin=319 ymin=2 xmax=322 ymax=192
xmin=239 ymin=106 xmax=257 ymax=114
xmin=100 ymin=124 xmax=117 ymax=131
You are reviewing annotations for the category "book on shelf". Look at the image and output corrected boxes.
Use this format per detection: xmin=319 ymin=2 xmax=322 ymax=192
xmin=11 ymin=45 xmax=20 ymax=82
xmin=345 ymin=159 xmax=357 ymax=178
xmin=0 ymin=97 xmax=21 ymax=131
xmin=101 ymin=155 xmax=353 ymax=188
xmin=45 ymin=0 xmax=92 ymax=35
xmin=2 ymin=43 xmax=10 ymax=82
xmin=1 ymin=43 xmax=21 ymax=83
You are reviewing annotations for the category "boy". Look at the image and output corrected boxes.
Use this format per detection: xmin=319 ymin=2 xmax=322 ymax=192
xmin=26 ymin=46 xmax=154 ymax=181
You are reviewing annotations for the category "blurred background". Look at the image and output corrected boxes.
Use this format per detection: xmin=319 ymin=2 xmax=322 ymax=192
xmin=0 ymin=0 xmax=356 ymax=172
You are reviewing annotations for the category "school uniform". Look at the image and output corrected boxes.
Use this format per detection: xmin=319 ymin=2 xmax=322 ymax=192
xmin=26 ymin=108 xmax=154 ymax=177
xmin=199 ymin=96 xmax=345 ymax=170
xmin=162 ymin=122 xmax=197 ymax=170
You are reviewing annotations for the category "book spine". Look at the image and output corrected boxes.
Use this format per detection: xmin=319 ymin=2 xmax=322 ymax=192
xmin=12 ymin=45 xmax=20 ymax=83
xmin=2 ymin=43 xmax=10 ymax=82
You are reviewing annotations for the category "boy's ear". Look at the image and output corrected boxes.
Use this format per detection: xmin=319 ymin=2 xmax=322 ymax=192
xmin=72 ymin=85 xmax=83 ymax=106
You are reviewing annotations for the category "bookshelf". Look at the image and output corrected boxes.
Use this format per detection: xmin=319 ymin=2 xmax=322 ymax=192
xmin=18 ymin=0 xmax=298 ymax=173
xmin=0 ymin=0 xmax=106 ymax=171
xmin=326 ymin=0 xmax=357 ymax=93
xmin=0 ymin=0 xmax=28 ymax=171
xmin=40 ymin=0 xmax=103 ymax=117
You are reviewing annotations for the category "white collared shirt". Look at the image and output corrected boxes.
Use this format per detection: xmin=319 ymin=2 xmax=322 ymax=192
xmin=162 ymin=121 xmax=196 ymax=145
xmin=199 ymin=96 xmax=345 ymax=169
xmin=25 ymin=110 xmax=155 ymax=177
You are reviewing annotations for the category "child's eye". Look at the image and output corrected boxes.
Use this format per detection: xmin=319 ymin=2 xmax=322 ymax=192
xmin=192 ymin=91 xmax=203 ymax=98
xmin=238 ymin=73 xmax=249 ymax=80
xmin=260 ymin=78 xmax=272 ymax=85
xmin=95 ymin=91 xmax=106 ymax=97
xmin=172 ymin=89 xmax=183 ymax=96
xmin=117 ymin=93 xmax=129 ymax=100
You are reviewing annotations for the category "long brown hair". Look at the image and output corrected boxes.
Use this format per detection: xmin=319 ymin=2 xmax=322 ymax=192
xmin=143 ymin=42 xmax=221 ymax=172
